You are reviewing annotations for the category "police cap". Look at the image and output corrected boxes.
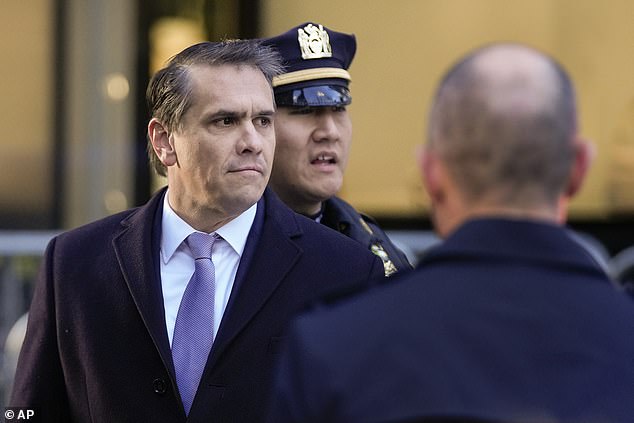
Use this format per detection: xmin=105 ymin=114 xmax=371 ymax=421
xmin=261 ymin=22 xmax=356 ymax=107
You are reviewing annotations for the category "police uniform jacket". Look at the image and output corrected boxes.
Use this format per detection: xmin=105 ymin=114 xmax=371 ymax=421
xmin=321 ymin=196 xmax=412 ymax=276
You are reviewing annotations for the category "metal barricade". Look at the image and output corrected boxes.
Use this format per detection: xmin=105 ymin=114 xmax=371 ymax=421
xmin=0 ymin=231 xmax=57 ymax=407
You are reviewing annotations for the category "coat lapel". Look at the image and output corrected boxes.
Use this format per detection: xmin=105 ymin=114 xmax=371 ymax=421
xmin=206 ymin=189 xmax=303 ymax=369
xmin=112 ymin=188 xmax=304 ymax=382
xmin=112 ymin=188 xmax=175 ymax=376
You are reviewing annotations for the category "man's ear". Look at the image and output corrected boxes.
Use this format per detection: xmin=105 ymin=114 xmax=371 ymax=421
xmin=565 ymin=136 xmax=595 ymax=198
xmin=148 ymin=118 xmax=177 ymax=167
xmin=417 ymin=144 xmax=444 ymax=204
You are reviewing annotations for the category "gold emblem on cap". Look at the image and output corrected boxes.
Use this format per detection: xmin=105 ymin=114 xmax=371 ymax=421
xmin=297 ymin=23 xmax=332 ymax=59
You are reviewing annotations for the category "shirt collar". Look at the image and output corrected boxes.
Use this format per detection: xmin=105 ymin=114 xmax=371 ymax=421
xmin=160 ymin=191 xmax=257 ymax=264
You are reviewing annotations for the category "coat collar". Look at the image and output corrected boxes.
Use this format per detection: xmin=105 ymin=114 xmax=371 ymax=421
xmin=322 ymin=196 xmax=366 ymax=237
xmin=422 ymin=218 xmax=608 ymax=278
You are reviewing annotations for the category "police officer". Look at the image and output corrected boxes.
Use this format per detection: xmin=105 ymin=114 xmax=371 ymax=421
xmin=262 ymin=23 xmax=411 ymax=276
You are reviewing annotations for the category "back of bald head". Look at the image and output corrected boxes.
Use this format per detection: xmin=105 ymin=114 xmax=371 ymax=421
xmin=428 ymin=44 xmax=577 ymax=208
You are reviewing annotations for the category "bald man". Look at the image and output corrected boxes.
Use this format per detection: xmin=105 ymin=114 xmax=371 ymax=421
xmin=266 ymin=44 xmax=634 ymax=423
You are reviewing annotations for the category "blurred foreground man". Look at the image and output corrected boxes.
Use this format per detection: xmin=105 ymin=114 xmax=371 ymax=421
xmin=10 ymin=40 xmax=383 ymax=422
xmin=262 ymin=23 xmax=411 ymax=276
xmin=267 ymin=43 xmax=634 ymax=423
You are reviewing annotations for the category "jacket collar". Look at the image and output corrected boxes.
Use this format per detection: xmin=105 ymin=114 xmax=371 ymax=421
xmin=422 ymin=218 xmax=608 ymax=278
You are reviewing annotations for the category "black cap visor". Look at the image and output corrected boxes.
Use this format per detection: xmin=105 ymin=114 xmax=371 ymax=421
xmin=275 ymin=84 xmax=351 ymax=107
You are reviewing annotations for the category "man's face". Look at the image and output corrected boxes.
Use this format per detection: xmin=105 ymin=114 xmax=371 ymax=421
xmin=168 ymin=64 xmax=276 ymax=222
xmin=269 ymin=105 xmax=352 ymax=214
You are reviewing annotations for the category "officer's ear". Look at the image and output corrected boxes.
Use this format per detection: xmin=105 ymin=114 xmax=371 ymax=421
xmin=565 ymin=136 xmax=594 ymax=198
xmin=148 ymin=118 xmax=178 ymax=167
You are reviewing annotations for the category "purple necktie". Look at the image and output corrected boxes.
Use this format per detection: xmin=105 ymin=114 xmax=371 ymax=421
xmin=172 ymin=232 xmax=217 ymax=415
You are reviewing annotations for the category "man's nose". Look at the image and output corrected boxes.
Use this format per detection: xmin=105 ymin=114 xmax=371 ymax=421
xmin=237 ymin=121 xmax=264 ymax=153
xmin=312 ymin=113 xmax=340 ymax=142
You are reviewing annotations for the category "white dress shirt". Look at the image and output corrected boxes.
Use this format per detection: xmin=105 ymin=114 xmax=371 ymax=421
xmin=160 ymin=192 xmax=256 ymax=346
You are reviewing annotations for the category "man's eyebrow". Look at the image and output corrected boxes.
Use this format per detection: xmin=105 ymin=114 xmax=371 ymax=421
xmin=203 ymin=109 xmax=275 ymax=120
xmin=205 ymin=109 xmax=245 ymax=120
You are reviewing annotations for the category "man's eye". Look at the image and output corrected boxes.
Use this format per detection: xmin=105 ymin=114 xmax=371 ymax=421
xmin=289 ymin=107 xmax=314 ymax=115
xmin=256 ymin=117 xmax=272 ymax=127
xmin=213 ymin=117 xmax=235 ymax=126
xmin=332 ymin=106 xmax=347 ymax=112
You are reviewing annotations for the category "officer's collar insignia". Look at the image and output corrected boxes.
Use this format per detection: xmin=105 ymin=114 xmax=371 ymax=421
xmin=297 ymin=23 xmax=332 ymax=59
xmin=359 ymin=218 xmax=374 ymax=235
xmin=371 ymin=243 xmax=398 ymax=277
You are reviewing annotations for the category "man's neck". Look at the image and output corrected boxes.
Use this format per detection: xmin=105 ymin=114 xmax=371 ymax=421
xmin=302 ymin=203 xmax=325 ymax=221
xmin=167 ymin=190 xmax=241 ymax=233
xmin=285 ymin=198 xmax=323 ymax=218
xmin=439 ymin=204 xmax=561 ymax=239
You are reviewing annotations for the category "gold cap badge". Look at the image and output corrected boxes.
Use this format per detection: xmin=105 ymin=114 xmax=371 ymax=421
xmin=297 ymin=23 xmax=332 ymax=59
